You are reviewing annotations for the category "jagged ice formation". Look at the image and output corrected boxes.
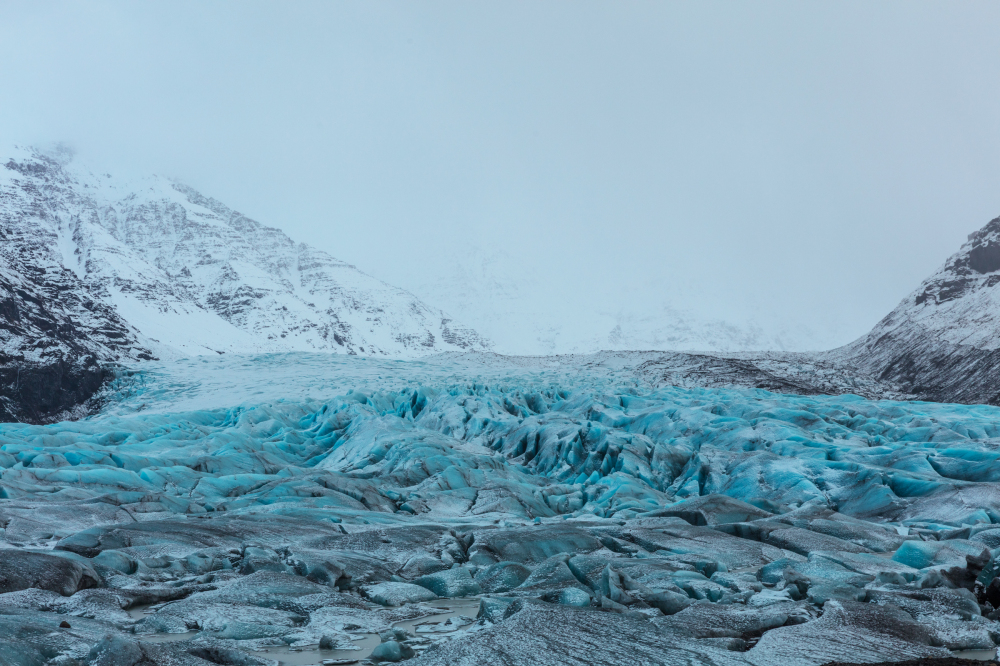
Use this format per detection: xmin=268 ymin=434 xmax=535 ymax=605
xmin=3 ymin=355 xmax=1000 ymax=665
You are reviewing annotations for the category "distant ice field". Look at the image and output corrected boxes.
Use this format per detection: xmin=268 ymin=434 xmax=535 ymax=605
xmin=92 ymin=351 xmax=664 ymax=417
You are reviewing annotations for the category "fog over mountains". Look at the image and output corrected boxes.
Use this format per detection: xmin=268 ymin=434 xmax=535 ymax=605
xmin=0 ymin=143 xmax=858 ymax=372
xmin=412 ymin=244 xmax=854 ymax=356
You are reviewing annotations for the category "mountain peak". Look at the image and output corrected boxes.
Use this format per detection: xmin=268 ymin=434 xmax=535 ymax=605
xmin=888 ymin=215 xmax=1000 ymax=349
xmin=834 ymin=212 xmax=1000 ymax=404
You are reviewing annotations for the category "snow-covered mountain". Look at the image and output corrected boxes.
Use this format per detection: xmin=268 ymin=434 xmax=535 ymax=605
xmin=832 ymin=214 xmax=1000 ymax=404
xmin=411 ymin=245 xmax=850 ymax=355
xmin=0 ymin=145 xmax=488 ymax=362
xmin=0 ymin=144 xmax=492 ymax=422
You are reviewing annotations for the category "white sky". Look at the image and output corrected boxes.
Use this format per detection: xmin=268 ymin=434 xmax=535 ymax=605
xmin=2 ymin=1 xmax=999 ymax=351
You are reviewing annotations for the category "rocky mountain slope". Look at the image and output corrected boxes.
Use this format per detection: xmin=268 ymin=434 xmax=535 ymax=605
xmin=829 ymin=215 xmax=1000 ymax=405
xmin=0 ymin=145 xmax=488 ymax=421
xmin=611 ymin=211 xmax=1000 ymax=407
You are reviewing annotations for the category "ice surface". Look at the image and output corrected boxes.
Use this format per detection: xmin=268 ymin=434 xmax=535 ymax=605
xmin=4 ymin=352 xmax=1000 ymax=664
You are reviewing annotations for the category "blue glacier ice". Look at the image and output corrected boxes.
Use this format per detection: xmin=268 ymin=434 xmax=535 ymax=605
xmin=3 ymin=353 xmax=1000 ymax=665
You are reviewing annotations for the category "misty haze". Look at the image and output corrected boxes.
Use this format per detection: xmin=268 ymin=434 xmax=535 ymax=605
xmin=2 ymin=4 xmax=1000 ymax=666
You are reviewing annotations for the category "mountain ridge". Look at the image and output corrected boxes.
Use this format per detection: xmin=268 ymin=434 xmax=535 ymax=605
xmin=4 ymin=144 xmax=1000 ymax=421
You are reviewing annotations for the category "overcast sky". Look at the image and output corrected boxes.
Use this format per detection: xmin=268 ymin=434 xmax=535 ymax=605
xmin=2 ymin=1 xmax=999 ymax=350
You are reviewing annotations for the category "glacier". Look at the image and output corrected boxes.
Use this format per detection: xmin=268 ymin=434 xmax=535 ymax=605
xmin=3 ymin=353 xmax=1000 ymax=665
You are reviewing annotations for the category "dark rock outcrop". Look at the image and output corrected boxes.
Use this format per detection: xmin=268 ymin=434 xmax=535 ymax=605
xmin=0 ymin=252 xmax=147 ymax=423
xmin=0 ymin=354 xmax=110 ymax=423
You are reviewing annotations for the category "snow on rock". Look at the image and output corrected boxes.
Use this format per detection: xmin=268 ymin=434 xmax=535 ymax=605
xmin=0 ymin=144 xmax=488 ymax=362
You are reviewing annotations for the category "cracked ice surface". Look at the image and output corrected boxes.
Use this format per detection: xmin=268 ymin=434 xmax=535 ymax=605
xmin=3 ymin=353 xmax=1000 ymax=665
